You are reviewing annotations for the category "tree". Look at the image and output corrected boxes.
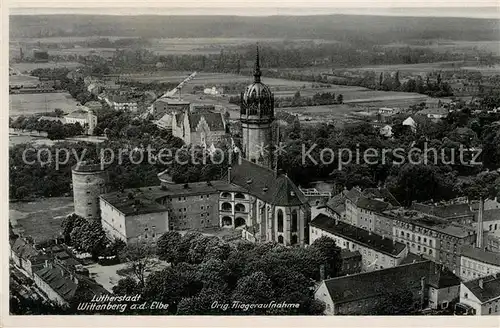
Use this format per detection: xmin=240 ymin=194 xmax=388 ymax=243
xmin=156 ymin=231 xmax=182 ymax=263
xmin=177 ymin=287 xmax=230 ymax=315
xmin=119 ymin=241 xmax=158 ymax=288
xmin=70 ymin=219 xmax=108 ymax=258
xmin=336 ymin=93 xmax=343 ymax=104
xmin=112 ymin=277 xmax=140 ymax=295
xmin=231 ymin=271 xmax=274 ymax=313
xmin=309 ymin=236 xmax=342 ymax=279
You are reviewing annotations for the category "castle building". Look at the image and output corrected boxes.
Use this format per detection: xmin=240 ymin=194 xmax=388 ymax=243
xmin=72 ymin=162 xmax=109 ymax=219
xmin=240 ymin=47 xmax=275 ymax=169
xmin=98 ymin=46 xmax=310 ymax=246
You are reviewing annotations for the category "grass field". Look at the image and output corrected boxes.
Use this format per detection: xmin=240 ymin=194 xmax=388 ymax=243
xmin=9 ymin=74 xmax=40 ymax=87
xmin=9 ymin=92 xmax=79 ymax=116
xmin=10 ymin=197 xmax=73 ymax=242
xmin=10 ymin=61 xmax=83 ymax=73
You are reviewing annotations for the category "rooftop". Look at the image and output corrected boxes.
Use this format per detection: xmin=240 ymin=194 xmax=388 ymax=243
xmin=383 ymin=208 xmax=475 ymax=238
xmin=322 ymin=261 xmax=459 ymax=304
xmin=34 ymin=262 xmax=107 ymax=303
xmin=100 ymin=190 xmax=168 ymax=216
xmin=323 ymin=193 xmax=346 ymax=215
xmin=224 ymin=159 xmax=308 ymax=206
xmin=474 ymin=209 xmax=500 ymax=223
xmin=412 ymin=202 xmax=473 ymax=219
xmin=417 ymin=107 xmax=449 ymax=116
xmin=461 ymin=246 xmax=500 ymax=267
xmin=311 ymin=214 xmax=406 ymax=257
xmin=345 ymin=187 xmax=400 ymax=213
xmin=464 ymin=274 xmax=500 ymax=303
xmin=65 ymin=108 xmax=91 ymax=120
xmin=72 ymin=161 xmax=108 ymax=173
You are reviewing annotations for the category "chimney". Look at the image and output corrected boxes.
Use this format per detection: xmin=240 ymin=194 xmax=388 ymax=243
xmin=44 ymin=260 xmax=48 ymax=268
xmin=227 ymin=167 xmax=232 ymax=183
xmin=319 ymin=264 xmax=326 ymax=281
xmin=479 ymin=279 xmax=484 ymax=289
xmin=420 ymin=276 xmax=426 ymax=310
xmin=476 ymin=198 xmax=484 ymax=248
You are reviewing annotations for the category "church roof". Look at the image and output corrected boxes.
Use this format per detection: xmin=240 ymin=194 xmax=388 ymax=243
xmin=189 ymin=112 xmax=225 ymax=132
xmin=224 ymin=159 xmax=308 ymax=206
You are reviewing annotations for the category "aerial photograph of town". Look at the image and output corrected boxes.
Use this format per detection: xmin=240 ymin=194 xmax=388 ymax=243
xmin=6 ymin=1 xmax=500 ymax=318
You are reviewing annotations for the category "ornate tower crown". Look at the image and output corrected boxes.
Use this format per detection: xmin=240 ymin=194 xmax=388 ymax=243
xmin=240 ymin=45 xmax=274 ymax=121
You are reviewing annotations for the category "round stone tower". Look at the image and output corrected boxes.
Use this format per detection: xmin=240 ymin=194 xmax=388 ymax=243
xmin=240 ymin=46 xmax=275 ymax=168
xmin=71 ymin=161 xmax=109 ymax=219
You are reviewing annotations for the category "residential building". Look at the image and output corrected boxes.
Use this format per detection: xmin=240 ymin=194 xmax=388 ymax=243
xmin=10 ymin=238 xmax=47 ymax=277
xmin=313 ymin=192 xmax=346 ymax=223
xmin=417 ymin=107 xmax=449 ymax=120
xmin=344 ymin=187 xmax=400 ymax=236
xmin=315 ymin=260 xmax=460 ymax=315
xmin=105 ymin=95 xmax=138 ymax=112
xmin=460 ymin=246 xmax=500 ymax=281
xmin=339 ymin=249 xmax=362 ymax=276
xmin=64 ymin=108 xmax=98 ymax=135
xmin=172 ymin=110 xmax=227 ymax=146
xmin=411 ymin=201 xmax=474 ymax=225
xmin=310 ymin=214 xmax=408 ymax=271
xmin=473 ymin=209 xmax=500 ymax=237
xmin=33 ymin=260 xmax=107 ymax=308
xmin=459 ymin=274 xmax=500 ymax=315
xmin=100 ymin=189 xmax=170 ymax=243
xmin=385 ymin=208 xmax=477 ymax=273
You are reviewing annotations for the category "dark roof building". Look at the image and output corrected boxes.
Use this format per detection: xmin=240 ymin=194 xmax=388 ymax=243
xmin=463 ymin=275 xmax=500 ymax=304
xmin=224 ymin=159 xmax=308 ymax=207
xmin=315 ymin=260 xmax=461 ymax=315
xmin=311 ymin=213 xmax=406 ymax=257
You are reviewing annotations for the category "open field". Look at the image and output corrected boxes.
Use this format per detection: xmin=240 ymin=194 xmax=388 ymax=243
xmin=10 ymin=61 xmax=83 ymax=73
xmin=121 ymin=71 xmax=318 ymax=89
xmin=385 ymin=40 xmax=500 ymax=56
xmin=10 ymin=197 xmax=73 ymax=242
xmin=9 ymin=92 xmax=79 ymax=116
xmin=9 ymin=74 xmax=40 ymax=87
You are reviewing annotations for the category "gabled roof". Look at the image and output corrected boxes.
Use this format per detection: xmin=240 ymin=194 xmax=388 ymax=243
xmin=34 ymin=263 xmax=107 ymax=303
xmin=189 ymin=112 xmax=225 ymax=132
xmin=461 ymin=246 xmax=500 ymax=267
xmin=34 ymin=264 xmax=78 ymax=301
xmin=323 ymin=261 xmax=431 ymax=304
xmin=345 ymin=187 xmax=400 ymax=213
xmin=311 ymin=214 xmax=406 ymax=257
xmin=224 ymin=159 xmax=308 ymax=206
xmin=325 ymin=193 xmax=346 ymax=215
xmin=65 ymin=109 xmax=89 ymax=120
xmin=11 ymin=238 xmax=40 ymax=260
xmin=322 ymin=260 xmax=460 ymax=304
xmin=464 ymin=274 xmax=500 ymax=303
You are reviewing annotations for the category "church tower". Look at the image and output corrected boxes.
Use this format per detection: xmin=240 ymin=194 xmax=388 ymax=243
xmin=240 ymin=46 xmax=275 ymax=168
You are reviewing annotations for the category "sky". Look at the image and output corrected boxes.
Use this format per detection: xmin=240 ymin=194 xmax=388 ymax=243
xmin=7 ymin=0 xmax=500 ymax=18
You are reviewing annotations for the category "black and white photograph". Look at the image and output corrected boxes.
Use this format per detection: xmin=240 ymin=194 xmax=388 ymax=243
xmin=4 ymin=0 xmax=500 ymax=320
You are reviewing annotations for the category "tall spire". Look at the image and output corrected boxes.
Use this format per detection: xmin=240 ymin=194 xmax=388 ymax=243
xmin=253 ymin=44 xmax=261 ymax=83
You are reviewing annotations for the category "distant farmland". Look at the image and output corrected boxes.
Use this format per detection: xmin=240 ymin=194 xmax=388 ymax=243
xmin=10 ymin=61 xmax=83 ymax=73
xmin=9 ymin=93 xmax=79 ymax=116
